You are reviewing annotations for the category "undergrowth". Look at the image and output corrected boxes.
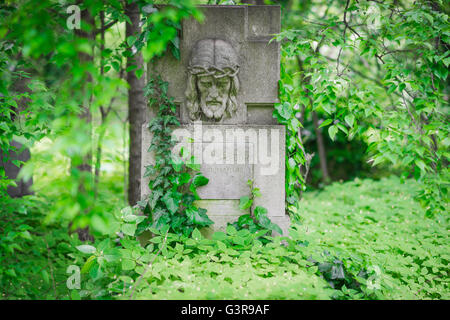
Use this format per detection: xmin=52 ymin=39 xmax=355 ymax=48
xmin=2 ymin=176 xmax=448 ymax=300
xmin=295 ymin=176 xmax=449 ymax=299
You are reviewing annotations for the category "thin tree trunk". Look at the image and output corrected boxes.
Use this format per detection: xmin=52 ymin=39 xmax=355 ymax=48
xmin=75 ymin=8 xmax=94 ymax=173
xmin=297 ymin=104 xmax=314 ymax=199
xmin=126 ymin=1 xmax=146 ymax=205
xmin=312 ymin=111 xmax=330 ymax=184
xmin=4 ymin=65 xmax=33 ymax=197
xmin=73 ymin=6 xmax=95 ymax=242
xmin=94 ymin=11 xmax=106 ymax=196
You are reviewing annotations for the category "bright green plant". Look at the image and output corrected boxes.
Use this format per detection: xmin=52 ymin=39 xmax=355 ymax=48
xmin=296 ymin=176 xmax=449 ymax=299
xmin=231 ymin=179 xmax=283 ymax=236
xmin=0 ymin=195 xmax=79 ymax=299
xmin=62 ymin=176 xmax=449 ymax=300
xmin=72 ymin=220 xmax=337 ymax=300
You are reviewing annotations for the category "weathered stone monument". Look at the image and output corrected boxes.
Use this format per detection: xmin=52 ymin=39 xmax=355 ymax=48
xmin=0 ymin=140 xmax=33 ymax=197
xmin=141 ymin=5 xmax=290 ymax=235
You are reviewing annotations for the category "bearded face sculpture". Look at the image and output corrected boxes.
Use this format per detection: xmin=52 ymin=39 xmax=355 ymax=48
xmin=185 ymin=39 xmax=240 ymax=122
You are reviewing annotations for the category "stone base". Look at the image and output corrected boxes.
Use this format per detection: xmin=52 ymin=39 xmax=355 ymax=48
xmin=141 ymin=123 xmax=288 ymax=237
xmin=200 ymin=214 xmax=291 ymax=238
xmin=137 ymin=213 xmax=290 ymax=245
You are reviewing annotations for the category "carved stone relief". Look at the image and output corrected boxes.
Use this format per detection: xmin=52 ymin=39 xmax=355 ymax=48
xmin=184 ymin=38 xmax=240 ymax=122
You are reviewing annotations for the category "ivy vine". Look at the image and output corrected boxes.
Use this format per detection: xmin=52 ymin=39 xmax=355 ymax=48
xmin=137 ymin=76 xmax=213 ymax=237
xmin=232 ymin=180 xmax=283 ymax=237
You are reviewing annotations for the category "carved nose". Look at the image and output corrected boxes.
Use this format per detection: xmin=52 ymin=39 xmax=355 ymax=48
xmin=209 ymin=85 xmax=219 ymax=99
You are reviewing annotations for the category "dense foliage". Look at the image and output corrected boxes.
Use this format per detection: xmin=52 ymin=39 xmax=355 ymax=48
xmin=0 ymin=0 xmax=448 ymax=300
xmin=297 ymin=176 xmax=449 ymax=299
xmin=277 ymin=0 xmax=449 ymax=216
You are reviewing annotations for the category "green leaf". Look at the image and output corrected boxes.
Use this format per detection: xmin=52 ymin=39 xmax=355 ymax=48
xmin=122 ymin=259 xmax=136 ymax=271
xmin=111 ymin=61 xmax=120 ymax=72
xmin=319 ymin=119 xmax=333 ymax=129
xmin=344 ymin=114 xmax=355 ymax=127
xmin=252 ymin=188 xmax=262 ymax=198
xmin=12 ymin=159 xmax=22 ymax=168
xmin=135 ymin=68 xmax=144 ymax=79
xmin=216 ymin=241 xmax=227 ymax=251
xmin=212 ymin=231 xmax=227 ymax=241
xmin=41 ymin=270 xmax=49 ymax=284
xmin=190 ymin=175 xmax=209 ymax=199
xmin=239 ymin=196 xmax=252 ymax=210
xmin=123 ymin=214 xmax=139 ymax=222
xmin=414 ymin=159 xmax=427 ymax=173
xmin=20 ymin=230 xmax=32 ymax=240
xmin=121 ymin=206 xmax=133 ymax=217
xmin=150 ymin=236 xmax=162 ymax=244
xmin=192 ymin=174 xmax=209 ymax=187
xmin=238 ymin=214 xmax=253 ymax=226
xmin=127 ymin=35 xmax=136 ymax=47
xmin=233 ymin=236 xmax=246 ymax=246
xmin=270 ymin=222 xmax=283 ymax=235
xmin=328 ymin=125 xmax=338 ymax=141
xmin=186 ymin=159 xmax=201 ymax=171
xmin=254 ymin=206 xmax=268 ymax=220
xmin=104 ymin=250 xmax=120 ymax=263
xmin=226 ymin=225 xmax=237 ymax=236
xmin=186 ymin=207 xmax=213 ymax=226
xmin=192 ymin=228 xmax=202 ymax=241
xmin=149 ymin=189 xmax=163 ymax=210
xmin=121 ymin=223 xmax=137 ymax=236
xmin=387 ymin=84 xmax=397 ymax=94
xmin=162 ymin=193 xmax=179 ymax=214
xmin=257 ymin=215 xmax=272 ymax=229
xmin=5 ymin=269 xmax=17 ymax=278
xmin=81 ymin=255 xmax=96 ymax=274
xmin=171 ymin=154 xmax=183 ymax=172
xmin=76 ymin=245 xmax=96 ymax=254
xmin=275 ymin=102 xmax=293 ymax=120
xmin=126 ymin=64 xmax=137 ymax=72
xmin=337 ymin=123 xmax=348 ymax=134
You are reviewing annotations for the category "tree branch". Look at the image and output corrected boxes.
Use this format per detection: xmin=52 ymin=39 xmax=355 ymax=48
xmin=94 ymin=20 xmax=118 ymax=35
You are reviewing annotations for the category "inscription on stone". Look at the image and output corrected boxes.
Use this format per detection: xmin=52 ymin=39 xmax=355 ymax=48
xmin=196 ymin=143 xmax=253 ymax=200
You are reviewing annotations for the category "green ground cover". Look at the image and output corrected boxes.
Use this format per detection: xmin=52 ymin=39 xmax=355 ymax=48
xmin=1 ymin=176 xmax=448 ymax=300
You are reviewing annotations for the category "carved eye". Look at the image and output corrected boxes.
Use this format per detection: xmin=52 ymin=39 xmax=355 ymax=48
xmin=199 ymin=79 xmax=212 ymax=87
xmin=217 ymin=78 xmax=229 ymax=87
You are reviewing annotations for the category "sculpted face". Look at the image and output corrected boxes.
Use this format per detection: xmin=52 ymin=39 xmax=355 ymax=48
xmin=185 ymin=38 xmax=239 ymax=122
xmin=197 ymin=75 xmax=232 ymax=120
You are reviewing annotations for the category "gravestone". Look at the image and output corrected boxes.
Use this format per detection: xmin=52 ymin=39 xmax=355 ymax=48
xmin=141 ymin=5 xmax=290 ymax=235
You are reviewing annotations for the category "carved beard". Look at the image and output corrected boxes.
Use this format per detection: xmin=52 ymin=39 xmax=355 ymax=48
xmin=199 ymin=96 xmax=228 ymax=121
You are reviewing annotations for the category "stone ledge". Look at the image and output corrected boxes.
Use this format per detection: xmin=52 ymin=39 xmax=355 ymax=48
xmin=200 ymin=214 xmax=291 ymax=239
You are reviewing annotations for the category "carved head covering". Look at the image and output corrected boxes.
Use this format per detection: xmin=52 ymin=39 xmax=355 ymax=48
xmin=185 ymin=39 xmax=240 ymax=121
xmin=188 ymin=39 xmax=239 ymax=78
